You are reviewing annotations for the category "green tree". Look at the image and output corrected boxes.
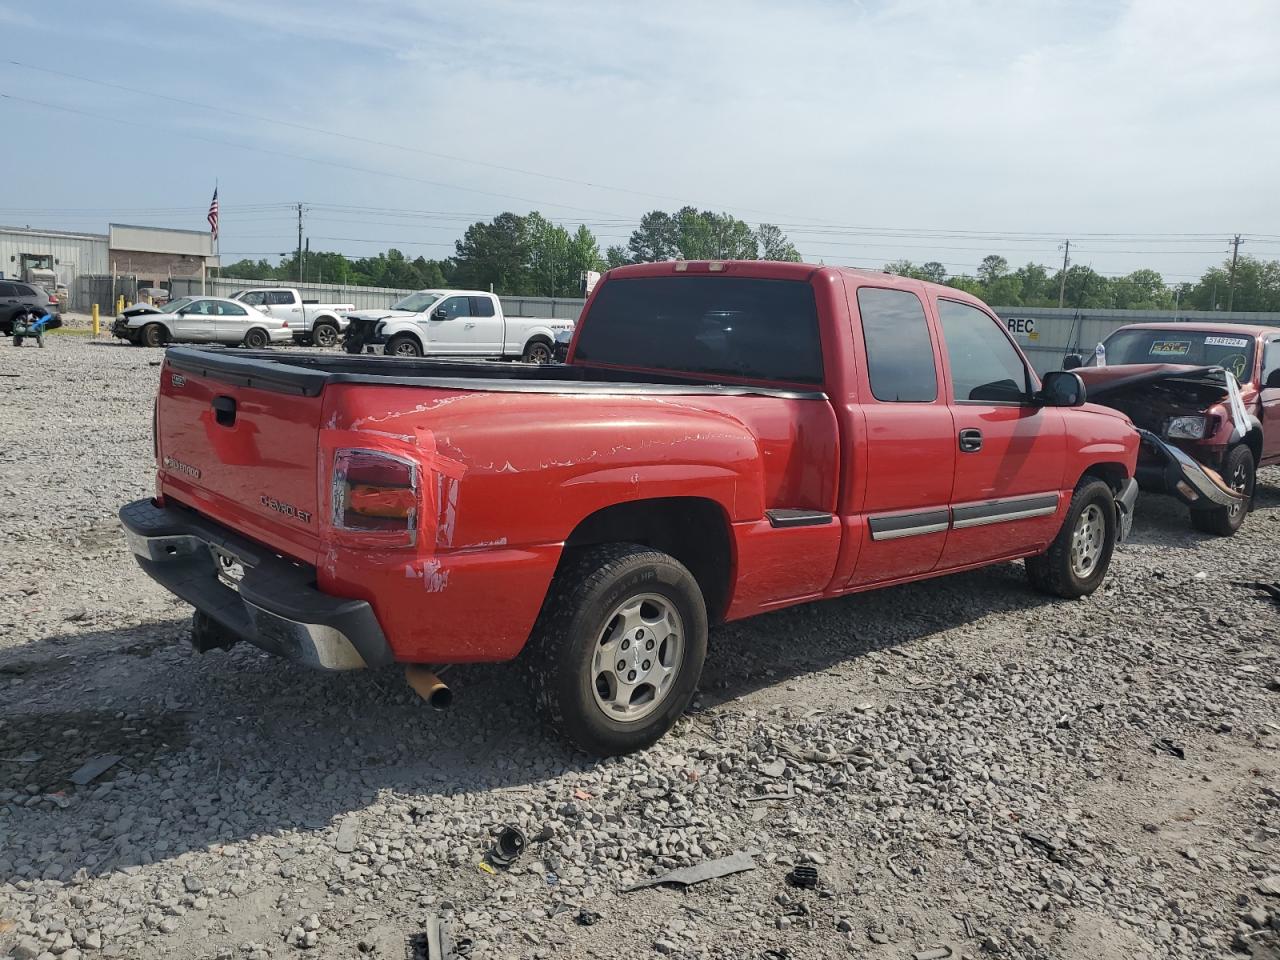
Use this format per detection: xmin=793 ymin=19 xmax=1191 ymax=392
xmin=918 ymin=261 xmax=947 ymax=283
xmin=946 ymin=275 xmax=985 ymax=296
xmin=604 ymin=245 xmax=631 ymax=269
xmin=525 ymin=213 xmax=576 ymax=297
xmin=1111 ymin=268 xmax=1167 ymax=309
xmin=1012 ymin=263 xmax=1052 ymax=305
xmin=567 ymin=224 xmax=604 ymax=283
xmin=977 ymin=255 xmax=1009 ymax=285
xmin=985 ymin=275 xmax=1023 ymax=306
xmin=1055 ymin=265 xmax=1110 ymax=308
xmin=756 ymin=223 xmax=801 ymax=262
xmin=452 ymin=212 xmax=531 ymax=294
xmin=220 ymin=258 xmax=279 ymax=280
xmin=628 ymin=210 xmax=681 ymax=262
xmin=1188 ymin=255 xmax=1280 ymax=312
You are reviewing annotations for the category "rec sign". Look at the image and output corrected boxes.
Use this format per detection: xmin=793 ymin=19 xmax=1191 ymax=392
xmin=1005 ymin=317 xmax=1036 ymax=336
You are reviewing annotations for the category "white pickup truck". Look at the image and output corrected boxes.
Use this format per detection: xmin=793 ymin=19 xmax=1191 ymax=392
xmin=230 ymin=288 xmax=356 ymax=347
xmin=342 ymin=289 xmax=574 ymax=363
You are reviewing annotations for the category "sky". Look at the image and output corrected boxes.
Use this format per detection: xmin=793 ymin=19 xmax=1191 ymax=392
xmin=1 ymin=0 xmax=1278 ymax=285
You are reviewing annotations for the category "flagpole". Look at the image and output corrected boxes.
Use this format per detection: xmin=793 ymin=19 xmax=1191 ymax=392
xmin=214 ymin=178 xmax=220 ymax=289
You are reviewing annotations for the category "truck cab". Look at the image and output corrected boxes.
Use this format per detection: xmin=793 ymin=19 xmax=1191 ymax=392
xmin=230 ymin=288 xmax=355 ymax=347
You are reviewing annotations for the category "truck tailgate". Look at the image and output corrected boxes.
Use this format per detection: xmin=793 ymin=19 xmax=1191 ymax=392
xmin=156 ymin=358 xmax=324 ymax=565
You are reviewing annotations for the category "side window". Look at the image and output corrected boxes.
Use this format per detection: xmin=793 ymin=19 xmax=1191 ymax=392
xmin=188 ymin=300 xmax=214 ymax=315
xmin=266 ymin=290 xmax=295 ymax=305
xmin=15 ymin=284 xmax=36 ymax=297
xmin=936 ymin=299 xmax=1029 ymax=403
xmin=469 ymin=296 xmax=496 ymax=317
xmin=0 ymin=282 xmax=15 ymax=297
xmin=438 ymin=296 xmax=472 ymax=319
xmin=240 ymin=291 xmax=266 ymax=306
xmin=856 ymin=287 xmax=938 ymax=402
xmin=1264 ymin=340 xmax=1280 ymax=387
xmin=225 ymin=303 xmax=247 ymax=316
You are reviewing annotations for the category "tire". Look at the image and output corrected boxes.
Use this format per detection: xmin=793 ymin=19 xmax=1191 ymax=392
xmin=524 ymin=543 xmax=708 ymax=756
xmin=522 ymin=338 xmax=553 ymax=364
xmin=12 ymin=335 xmax=22 ymax=347
xmin=1026 ymin=479 xmax=1117 ymax=599
xmin=243 ymin=328 xmax=269 ymax=349
xmin=387 ymin=333 xmax=423 ymax=358
xmin=36 ymin=333 xmax=44 ymax=348
xmin=142 ymin=323 xmax=165 ymax=348
xmin=312 ymin=321 xmax=339 ymax=348
xmin=1190 ymin=444 xmax=1255 ymax=536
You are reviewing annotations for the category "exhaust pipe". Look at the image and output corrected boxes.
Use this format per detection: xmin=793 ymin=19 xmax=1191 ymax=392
xmin=405 ymin=665 xmax=453 ymax=710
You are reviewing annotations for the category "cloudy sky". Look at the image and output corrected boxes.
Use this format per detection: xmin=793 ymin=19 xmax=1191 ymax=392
xmin=2 ymin=0 xmax=1277 ymax=282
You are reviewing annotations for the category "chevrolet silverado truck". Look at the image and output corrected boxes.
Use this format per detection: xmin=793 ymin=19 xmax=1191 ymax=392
xmin=122 ymin=261 xmax=1143 ymax=755
xmin=341 ymin=289 xmax=573 ymax=363
xmin=1065 ymin=322 xmax=1275 ymax=535
xmin=230 ymin=288 xmax=356 ymax=348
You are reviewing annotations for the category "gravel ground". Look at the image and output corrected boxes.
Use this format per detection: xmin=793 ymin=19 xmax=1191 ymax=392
xmin=1 ymin=334 xmax=1278 ymax=960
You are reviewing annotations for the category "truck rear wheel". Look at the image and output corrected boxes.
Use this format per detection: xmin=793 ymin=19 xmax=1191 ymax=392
xmin=522 ymin=338 xmax=553 ymax=364
xmin=1190 ymin=444 xmax=1254 ymax=536
xmin=387 ymin=334 xmax=423 ymax=358
xmin=312 ymin=321 xmax=339 ymax=348
xmin=525 ymin=543 xmax=708 ymax=756
xmin=1026 ymin=479 xmax=1117 ymax=599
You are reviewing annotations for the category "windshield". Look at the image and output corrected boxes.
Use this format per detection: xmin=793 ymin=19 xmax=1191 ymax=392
xmin=391 ymin=291 xmax=445 ymax=312
xmin=1095 ymin=328 xmax=1255 ymax=381
xmin=160 ymin=298 xmax=194 ymax=314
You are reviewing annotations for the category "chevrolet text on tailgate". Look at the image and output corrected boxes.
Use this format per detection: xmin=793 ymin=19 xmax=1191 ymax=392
xmin=122 ymin=262 xmax=1141 ymax=755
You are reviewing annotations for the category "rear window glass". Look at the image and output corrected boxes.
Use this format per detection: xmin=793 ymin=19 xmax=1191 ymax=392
xmin=574 ymin=276 xmax=823 ymax=384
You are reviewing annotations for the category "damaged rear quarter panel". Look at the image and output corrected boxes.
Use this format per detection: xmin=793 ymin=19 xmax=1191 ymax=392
xmin=314 ymin=383 xmax=839 ymax=662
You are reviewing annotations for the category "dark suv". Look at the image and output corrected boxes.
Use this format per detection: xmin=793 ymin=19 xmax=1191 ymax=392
xmin=0 ymin=280 xmax=58 ymax=336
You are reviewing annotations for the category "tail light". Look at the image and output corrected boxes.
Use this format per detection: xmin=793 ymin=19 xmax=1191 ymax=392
xmin=332 ymin=449 xmax=419 ymax=544
xmin=48 ymin=294 xmax=59 ymax=305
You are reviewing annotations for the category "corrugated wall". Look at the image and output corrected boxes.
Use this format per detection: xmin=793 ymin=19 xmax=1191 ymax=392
xmin=0 ymin=227 xmax=110 ymax=298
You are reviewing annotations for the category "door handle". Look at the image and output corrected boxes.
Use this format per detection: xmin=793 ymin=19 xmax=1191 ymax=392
xmin=958 ymin=428 xmax=983 ymax=453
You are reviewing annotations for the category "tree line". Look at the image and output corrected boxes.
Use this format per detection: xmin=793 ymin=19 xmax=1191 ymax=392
xmin=221 ymin=212 xmax=1280 ymax=311
xmin=220 ymin=208 xmax=800 ymax=297
xmin=884 ymin=253 xmax=1280 ymax=312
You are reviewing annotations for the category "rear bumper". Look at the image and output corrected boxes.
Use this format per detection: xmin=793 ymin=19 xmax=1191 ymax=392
xmin=119 ymin=498 xmax=393 ymax=671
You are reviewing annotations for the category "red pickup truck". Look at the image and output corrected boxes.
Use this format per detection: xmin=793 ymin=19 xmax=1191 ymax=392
xmin=122 ymin=262 xmax=1140 ymax=755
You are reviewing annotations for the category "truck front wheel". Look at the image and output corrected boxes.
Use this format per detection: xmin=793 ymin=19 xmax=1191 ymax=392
xmin=1026 ymin=479 xmax=1117 ymax=599
xmin=387 ymin=334 xmax=423 ymax=358
xmin=525 ymin=543 xmax=708 ymax=756
xmin=1190 ymin=444 xmax=1254 ymax=536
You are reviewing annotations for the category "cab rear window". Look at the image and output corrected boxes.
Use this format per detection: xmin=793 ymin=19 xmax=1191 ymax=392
xmin=574 ymin=276 xmax=823 ymax=385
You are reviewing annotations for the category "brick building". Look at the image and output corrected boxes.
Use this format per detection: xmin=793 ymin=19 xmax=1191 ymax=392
xmin=108 ymin=224 xmax=220 ymax=288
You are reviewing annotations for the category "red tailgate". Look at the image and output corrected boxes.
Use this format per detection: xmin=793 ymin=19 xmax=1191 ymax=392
xmin=155 ymin=362 xmax=324 ymax=565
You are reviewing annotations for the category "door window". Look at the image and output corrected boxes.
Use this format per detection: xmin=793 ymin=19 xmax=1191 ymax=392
xmin=0 ymin=282 xmax=15 ymax=297
xmin=266 ymin=290 xmax=295 ymax=305
xmin=936 ymin=299 xmax=1030 ymax=403
xmin=856 ymin=288 xmax=937 ymax=402
xmin=469 ymin=296 xmax=496 ymax=317
xmin=437 ymin=296 xmax=472 ymax=319
xmin=15 ymin=284 xmax=37 ymax=297
xmin=1263 ymin=340 xmax=1280 ymax=387
xmin=239 ymin=291 xmax=266 ymax=306
xmin=185 ymin=300 xmax=216 ymax=315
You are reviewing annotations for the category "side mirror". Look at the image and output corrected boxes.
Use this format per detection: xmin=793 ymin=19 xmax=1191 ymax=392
xmin=1266 ymin=369 xmax=1280 ymax=389
xmin=1062 ymin=354 xmax=1083 ymax=370
xmin=432 ymin=307 xmax=448 ymax=320
xmin=1039 ymin=370 xmax=1087 ymax=407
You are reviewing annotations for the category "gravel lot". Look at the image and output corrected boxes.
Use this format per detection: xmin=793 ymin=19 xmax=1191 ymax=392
xmin=1 ymin=334 xmax=1278 ymax=960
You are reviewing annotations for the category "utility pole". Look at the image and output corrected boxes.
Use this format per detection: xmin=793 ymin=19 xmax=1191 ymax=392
xmin=1226 ymin=234 xmax=1243 ymax=312
xmin=1057 ymin=239 xmax=1070 ymax=307
xmin=296 ymin=203 xmax=304 ymax=284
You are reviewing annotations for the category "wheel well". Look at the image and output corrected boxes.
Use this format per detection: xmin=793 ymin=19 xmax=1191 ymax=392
xmin=1081 ymin=461 xmax=1129 ymax=494
xmin=388 ymin=330 xmax=422 ymax=347
xmin=524 ymin=334 xmax=553 ymax=350
xmin=563 ymin=498 xmax=733 ymax=622
xmin=1242 ymin=428 xmax=1263 ymax=464
xmin=313 ymin=315 xmax=338 ymax=327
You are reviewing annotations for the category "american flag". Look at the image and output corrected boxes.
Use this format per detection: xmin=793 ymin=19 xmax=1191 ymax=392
xmin=207 ymin=188 xmax=219 ymax=240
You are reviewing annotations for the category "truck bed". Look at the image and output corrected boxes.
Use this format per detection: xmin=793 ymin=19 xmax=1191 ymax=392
xmin=164 ymin=347 xmax=827 ymax=400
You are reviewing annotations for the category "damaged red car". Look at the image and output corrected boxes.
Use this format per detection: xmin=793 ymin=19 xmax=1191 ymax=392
xmin=1065 ymin=323 xmax=1280 ymax=535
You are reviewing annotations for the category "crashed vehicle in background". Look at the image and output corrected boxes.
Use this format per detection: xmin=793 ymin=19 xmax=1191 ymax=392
xmin=1065 ymin=323 xmax=1280 ymax=535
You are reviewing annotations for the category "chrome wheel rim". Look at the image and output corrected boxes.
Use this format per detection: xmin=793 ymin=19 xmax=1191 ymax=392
xmin=1070 ymin=503 xmax=1105 ymax=578
xmin=591 ymin=593 xmax=684 ymax=723
xmin=315 ymin=326 xmax=337 ymax=347
xmin=527 ymin=343 xmax=552 ymax=364
xmin=1227 ymin=458 xmax=1251 ymax=518
xmin=392 ymin=340 xmax=418 ymax=357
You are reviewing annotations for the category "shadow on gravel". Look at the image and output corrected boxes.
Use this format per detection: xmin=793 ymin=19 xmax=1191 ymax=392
xmin=0 ymin=556 xmax=1063 ymax=884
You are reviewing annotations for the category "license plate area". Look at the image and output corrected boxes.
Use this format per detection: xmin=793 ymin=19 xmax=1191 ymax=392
xmin=209 ymin=545 xmax=247 ymax=592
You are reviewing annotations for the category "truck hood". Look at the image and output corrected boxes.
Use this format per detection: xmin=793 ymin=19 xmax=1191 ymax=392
xmin=1075 ymin=363 xmax=1228 ymax=400
xmin=344 ymin=309 xmax=419 ymax=323
xmin=1075 ymin=363 xmax=1252 ymax=443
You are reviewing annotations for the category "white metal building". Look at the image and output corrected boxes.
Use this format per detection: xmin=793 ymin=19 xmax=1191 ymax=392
xmin=0 ymin=225 xmax=110 ymax=293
